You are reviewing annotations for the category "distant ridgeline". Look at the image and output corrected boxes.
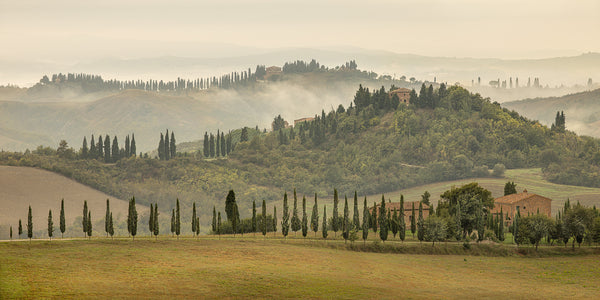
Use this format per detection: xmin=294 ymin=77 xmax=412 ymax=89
xmin=2 ymin=82 xmax=600 ymax=211
xmin=27 ymin=59 xmax=369 ymax=94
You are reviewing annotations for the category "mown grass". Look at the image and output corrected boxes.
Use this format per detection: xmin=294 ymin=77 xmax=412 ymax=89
xmin=1 ymin=237 xmax=600 ymax=299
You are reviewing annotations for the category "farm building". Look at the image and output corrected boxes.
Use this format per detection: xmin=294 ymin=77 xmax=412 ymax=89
xmin=293 ymin=117 xmax=315 ymax=126
xmin=491 ymin=189 xmax=552 ymax=226
xmin=371 ymin=201 xmax=429 ymax=224
xmin=265 ymin=66 xmax=282 ymax=79
xmin=389 ymin=88 xmax=412 ymax=105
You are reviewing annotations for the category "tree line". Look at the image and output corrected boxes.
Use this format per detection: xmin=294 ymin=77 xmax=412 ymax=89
xmin=78 ymin=133 xmax=137 ymax=162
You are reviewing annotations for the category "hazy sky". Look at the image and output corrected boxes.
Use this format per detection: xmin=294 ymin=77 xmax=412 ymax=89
xmin=1 ymin=0 xmax=599 ymax=62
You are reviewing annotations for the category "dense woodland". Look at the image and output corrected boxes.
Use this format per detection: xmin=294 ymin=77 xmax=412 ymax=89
xmin=2 ymin=69 xmax=600 ymax=225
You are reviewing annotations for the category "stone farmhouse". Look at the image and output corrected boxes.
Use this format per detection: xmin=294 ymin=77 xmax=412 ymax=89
xmin=389 ymin=88 xmax=412 ymax=105
xmin=491 ymin=189 xmax=552 ymax=226
xmin=371 ymin=201 xmax=429 ymax=224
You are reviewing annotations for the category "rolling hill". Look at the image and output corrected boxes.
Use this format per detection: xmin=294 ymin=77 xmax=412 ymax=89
xmin=504 ymin=88 xmax=600 ymax=138
xmin=0 ymin=166 xmax=133 ymax=239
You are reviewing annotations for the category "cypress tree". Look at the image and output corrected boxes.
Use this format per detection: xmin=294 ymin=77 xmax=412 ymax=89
xmin=192 ymin=202 xmax=197 ymax=234
xmin=391 ymin=208 xmax=399 ymax=238
xmin=195 ymin=216 xmax=200 ymax=238
xmin=108 ymin=212 xmax=114 ymax=240
xmin=164 ymin=129 xmax=170 ymax=161
xmin=399 ymin=196 xmax=406 ymax=242
xmin=311 ymin=193 xmax=319 ymax=236
xmin=261 ymin=200 xmax=267 ymax=236
xmin=175 ymin=198 xmax=181 ymax=239
xmin=362 ymin=197 xmax=369 ymax=244
xmin=149 ymin=203 xmax=154 ymax=237
xmin=371 ymin=202 xmax=378 ymax=233
xmin=342 ymin=195 xmax=349 ymax=242
xmin=476 ymin=199 xmax=485 ymax=243
xmin=217 ymin=212 xmax=222 ymax=237
xmin=125 ymin=135 xmax=130 ymax=157
xmin=171 ymin=209 xmax=176 ymax=236
xmin=332 ymin=189 xmax=339 ymax=237
xmin=96 ymin=134 xmax=103 ymax=159
xmin=111 ymin=136 xmax=119 ymax=162
xmin=158 ymin=133 xmax=165 ymax=160
xmin=352 ymin=191 xmax=359 ymax=229
xmin=47 ymin=209 xmax=54 ymax=240
xmin=301 ymin=195 xmax=308 ymax=238
xmin=410 ymin=202 xmax=416 ymax=237
xmin=83 ymin=200 xmax=88 ymax=237
xmin=18 ymin=219 xmax=22 ymax=238
xmin=10 ymin=226 xmax=12 ymax=240
xmin=417 ymin=202 xmax=425 ymax=242
xmin=87 ymin=211 xmax=92 ymax=239
xmin=379 ymin=195 xmax=388 ymax=242
xmin=213 ymin=206 xmax=217 ymax=233
xmin=27 ymin=206 xmax=33 ymax=241
xmin=60 ymin=198 xmax=65 ymax=238
xmin=225 ymin=190 xmax=239 ymax=223
xmin=128 ymin=197 xmax=137 ymax=240
xmin=81 ymin=136 xmax=88 ymax=158
xmin=216 ymin=129 xmax=220 ymax=157
xmin=273 ymin=206 xmax=277 ymax=237
xmin=153 ymin=203 xmax=159 ymax=239
xmin=252 ymin=200 xmax=257 ymax=235
xmin=282 ymin=193 xmax=289 ymax=238
xmin=209 ymin=134 xmax=215 ymax=157
xmin=104 ymin=135 xmax=110 ymax=163
xmin=220 ymin=132 xmax=226 ymax=156
xmin=105 ymin=199 xmax=110 ymax=237
xmin=89 ymin=135 xmax=96 ymax=158
xmin=498 ymin=207 xmax=505 ymax=241
xmin=203 ymin=132 xmax=209 ymax=157
xmin=322 ymin=205 xmax=328 ymax=239
xmin=130 ymin=133 xmax=136 ymax=157
xmin=291 ymin=189 xmax=300 ymax=235
xmin=455 ymin=202 xmax=462 ymax=240
xmin=170 ymin=131 xmax=176 ymax=158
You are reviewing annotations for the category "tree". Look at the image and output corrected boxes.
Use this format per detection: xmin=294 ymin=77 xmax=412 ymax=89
xmin=96 ymin=135 xmax=103 ymax=159
xmin=332 ymin=189 xmax=339 ymax=237
xmin=421 ymin=191 xmax=431 ymax=206
xmin=104 ymin=135 xmax=111 ymax=163
xmin=191 ymin=202 xmax=197 ymax=235
xmin=252 ymin=200 xmax=257 ymax=235
xmin=342 ymin=195 xmax=350 ymax=242
xmin=352 ymin=191 xmax=359 ymax=229
xmin=362 ymin=197 xmax=369 ymax=244
xmin=225 ymin=190 xmax=239 ymax=223
xmin=149 ymin=203 xmax=154 ymax=237
xmin=379 ymin=195 xmax=388 ymax=242
xmin=240 ymin=127 xmax=249 ymax=142
xmin=261 ymin=200 xmax=267 ymax=236
xmin=424 ymin=216 xmax=447 ymax=246
xmin=171 ymin=209 xmax=176 ymax=236
xmin=81 ymin=136 xmax=88 ymax=158
xmin=220 ymin=132 xmax=226 ymax=157
xmin=175 ymin=198 xmax=181 ymax=239
xmin=203 ymin=132 xmax=209 ymax=157
xmin=82 ymin=200 xmax=88 ymax=237
xmin=301 ymin=195 xmax=308 ymax=238
xmin=440 ymin=183 xmax=494 ymax=237
xmin=27 ymin=206 xmax=33 ymax=241
xmin=125 ymin=135 xmax=130 ymax=158
xmin=523 ymin=214 xmax=552 ymax=250
xmin=105 ymin=199 xmax=110 ymax=237
xmin=504 ymin=181 xmax=517 ymax=196
xmin=272 ymin=206 xmax=277 ymax=236
xmin=47 ymin=209 xmax=54 ymax=240
xmin=371 ymin=202 xmax=378 ymax=233
xmin=10 ymin=226 xmax=13 ymax=240
xmin=218 ymin=212 xmax=222 ymax=237
xmin=128 ymin=197 xmax=138 ymax=240
xmin=87 ymin=211 xmax=92 ymax=239
xmin=212 ymin=206 xmax=217 ymax=233
xmin=60 ymin=198 xmax=65 ymax=238
xmin=111 ymin=136 xmax=119 ymax=162
xmin=399 ymin=195 xmax=406 ymax=242
xmin=130 ymin=134 xmax=136 ymax=157
xmin=291 ymin=189 xmax=301 ymax=235
xmin=170 ymin=131 xmax=176 ymax=158
xmin=322 ymin=205 xmax=328 ymax=239
xmin=232 ymin=204 xmax=239 ymax=236
xmin=391 ymin=208 xmax=399 ymax=238
xmin=158 ymin=133 xmax=165 ymax=160
xmin=281 ymin=193 xmax=290 ymax=238
xmin=476 ymin=199 xmax=485 ymax=243
xmin=18 ymin=219 xmax=22 ymax=238
xmin=410 ymin=202 xmax=416 ymax=237
xmin=311 ymin=193 xmax=319 ymax=236
xmin=498 ymin=207 xmax=505 ymax=241
xmin=164 ymin=129 xmax=170 ymax=161
xmin=153 ymin=203 xmax=159 ymax=239
xmin=108 ymin=212 xmax=114 ymax=240
xmin=417 ymin=202 xmax=425 ymax=242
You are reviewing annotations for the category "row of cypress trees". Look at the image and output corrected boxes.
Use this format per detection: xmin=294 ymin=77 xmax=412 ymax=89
xmin=81 ymin=133 xmax=136 ymax=162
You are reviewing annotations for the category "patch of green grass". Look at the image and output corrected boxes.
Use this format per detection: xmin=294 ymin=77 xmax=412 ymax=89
xmin=1 ymin=238 xmax=600 ymax=299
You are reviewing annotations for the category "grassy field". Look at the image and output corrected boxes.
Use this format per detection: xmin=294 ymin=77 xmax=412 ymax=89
xmin=1 ymin=237 xmax=600 ymax=299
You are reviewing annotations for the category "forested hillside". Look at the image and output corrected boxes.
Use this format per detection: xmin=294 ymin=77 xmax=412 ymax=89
xmin=2 ymin=83 xmax=599 ymax=225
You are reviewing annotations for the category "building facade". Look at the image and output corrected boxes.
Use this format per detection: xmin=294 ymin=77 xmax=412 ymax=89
xmin=491 ymin=189 xmax=552 ymax=226
xmin=389 ymin=88 xmax=412 ymax=105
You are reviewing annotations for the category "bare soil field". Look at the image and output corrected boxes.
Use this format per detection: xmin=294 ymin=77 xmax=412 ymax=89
xmin=0 ymin=166 xmax=131 ymax=239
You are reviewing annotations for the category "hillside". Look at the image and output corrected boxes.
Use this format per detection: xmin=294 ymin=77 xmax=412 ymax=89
xmin=504 ymin=88 xmax=600 ymax=138
xmin=0 ymin=166 xmax=131 ymax=239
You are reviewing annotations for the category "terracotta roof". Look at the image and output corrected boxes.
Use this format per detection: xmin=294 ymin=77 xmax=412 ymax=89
xmin=494 ymin=191 xmax=551 ymax=204
xmin=390 ymin=88 xmax=412 ymax=93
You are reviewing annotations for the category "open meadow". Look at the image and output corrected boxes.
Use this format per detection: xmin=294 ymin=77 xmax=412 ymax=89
xmin=1 ymin=237 xmax=599 ymax=299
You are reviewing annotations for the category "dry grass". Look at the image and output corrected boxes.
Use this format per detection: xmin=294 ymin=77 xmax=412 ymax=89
xmin=1 ymin=237 xmax=599 ymax=299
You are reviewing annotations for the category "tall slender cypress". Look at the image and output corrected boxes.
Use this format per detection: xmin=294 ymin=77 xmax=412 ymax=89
xmin=399 ymin=195 xmax=406 ymax=242
xmin=252 ymin=200 xmax=257 ymax=235
xmin=261 ymin=200 xmax=267 ymax=236
xmin=410 ymin=202 xmax=416 ymax=237
xmin=47 ymin=209 xmax=54 ymax=240
xmin=108 ymin=212 xmax=114 ymax=239
xmin=111 ymin=136 xmax=119 ymax=162
xmin=417 ymin=202 xmax=424 ymax=242
xmin=192 ymin=202 xmax=197 ymax=233
xmin=27 ymin=206 xmax=33 ymax=241
xmin=353 ymin=191 xmax=359 ymax=229
xmin=203 ymin=132 xmax=209 ymax=157
xmin=81 ymin=136 xmax=88 ymax=158
xmin=171 ymin=209 xmax=176 ymax=236
xmin=130 ymin=133 xmax=136 ymax=156
xmin=217 ymin=212 xmax=222 ymax=237
xmin=311 ymin=193 xmax=319 ymax=236
xmin=291 ymin=189 xmax=300 ymax=235
xmin=332 ymin=189 xmax=339 ymax=236
xmin=10 ymin=226 xmax=13 ymax=240
xmin=149 ymin=203 xmax=154 ymax=237
xmin=87 ymin=211 xmax=92 ymax=239
xmin=322 ymin=205 xmax=328 ymax=239
xmin=128 ymin=197 xmax=137 ymax=240
xmin=158 ymin=133 xmax=165 ymax=160
xmin=153 ymin=203 xmax=159 ymax=238
xmin=104 ymin=135 xmax=110 ymax=163
xmin=379 ymin=195 xmax=388 ymax=242
xmin=362 ymin=197 xmax=369 ymax=244
xmin=216 ymin=129 xmax=221 ymax=157
xmin=165 ymin=129 xmax=170 ymax=161
xmin=220 ymin=132 xmax=226 ymax=156
xmin=342 ymin=195 xmax=350 ymax=242
xmin=18 ymin=219 xmax=22 ymax=238
xmin=211 ymin=206 xmax=216 ymax=233
xmin=60 ymin=198 xmax=65 ymax=238
xmin=170 ymin=131 xmax=176 ymax=158
xmin=105 ymin=199 xmax=110 ymax=237
xmin=175 ymin=198 xmax=181 ymax=239
xmin=273 ymin=206 xmax=277 ymax=236
xmin=301 ymin=195 xmax=308 ymax=238
xmin=83 ymin=200 xmax=88 ymax=237
xmin=282 ymin=193 xmax=289 ymax=238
